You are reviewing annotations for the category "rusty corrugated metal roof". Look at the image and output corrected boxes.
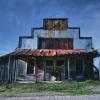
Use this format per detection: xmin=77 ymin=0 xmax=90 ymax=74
xmin=9 ymin=49 xmax=98 ymax=57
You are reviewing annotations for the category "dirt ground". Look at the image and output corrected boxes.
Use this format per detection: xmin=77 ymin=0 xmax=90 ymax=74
xmin=0 ymin=94 xmax=100 ymax=100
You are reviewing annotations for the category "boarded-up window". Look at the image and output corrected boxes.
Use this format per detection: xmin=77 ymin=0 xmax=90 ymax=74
xmin=38 ymin=38 xmax=73 ymax=49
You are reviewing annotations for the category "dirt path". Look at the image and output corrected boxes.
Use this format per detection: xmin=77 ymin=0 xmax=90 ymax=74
xmin=0 ymin=94 xmax=100 ymax=100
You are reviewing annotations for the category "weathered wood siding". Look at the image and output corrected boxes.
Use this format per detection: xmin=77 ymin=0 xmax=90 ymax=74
xmin=38 ymin=38 xmax=73 ymax=49
xmin=0 ymin=57 xmax=17 ymax=83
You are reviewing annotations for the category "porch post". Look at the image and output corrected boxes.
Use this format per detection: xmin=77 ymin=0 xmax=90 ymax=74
xmin=14 ymin=59 xmax=17 ymax=82
xmin=43 ymin=58 xmax=46 ymax=81
xmin=34 ymin=58 xmax=37 ymax=83
xmin=7 ymin=56 xmax=10 ymax=83
xmin=68 ymin=56 xmax=70 ymax=80
xmin=82 ymin=57 xmax=85 ymax=75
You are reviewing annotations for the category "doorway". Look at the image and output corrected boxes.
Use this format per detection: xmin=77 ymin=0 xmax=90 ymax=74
xmin=76 ymin=58 xmax=83 ymax=75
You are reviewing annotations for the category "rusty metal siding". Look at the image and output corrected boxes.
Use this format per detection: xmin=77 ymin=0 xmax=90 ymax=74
xmin=38 ymin=38 xmax=73 ymax=49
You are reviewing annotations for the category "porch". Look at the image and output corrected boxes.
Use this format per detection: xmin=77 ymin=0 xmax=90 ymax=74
xmin=0 ymin=49 xmax=99 ymax=83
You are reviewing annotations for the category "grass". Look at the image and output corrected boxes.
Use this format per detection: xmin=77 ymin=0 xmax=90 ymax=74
xmin=0 ymin=80 xmax=100 ymax=97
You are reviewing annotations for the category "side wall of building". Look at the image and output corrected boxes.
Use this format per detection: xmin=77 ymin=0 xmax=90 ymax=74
xmin=0 ymin=57 xmax=17 ymax=83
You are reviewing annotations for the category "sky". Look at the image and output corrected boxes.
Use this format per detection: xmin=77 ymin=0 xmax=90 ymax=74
xmin=0 ymin=0 xmax=100 ymax=64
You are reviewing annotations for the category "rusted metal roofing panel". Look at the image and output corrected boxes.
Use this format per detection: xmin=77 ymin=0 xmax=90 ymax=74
xmin=9 ymin=49 xmax=98 ymax=57
xmin=0 ymin=49 xmax=99 ymax=60
xmin=18 ymin=49 xmax=30 ymax=55
xmin=10 ymin=49 xmax=24 ymax=55
xmin=25 ymin=49 xmax=33 ymax=56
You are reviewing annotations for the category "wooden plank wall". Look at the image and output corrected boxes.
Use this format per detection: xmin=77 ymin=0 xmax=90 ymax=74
xmin=0 ymin=59 xmax=8 ymax=83
xmin=0 ymin=57 xmax=17 ymax=83
xmin=38 ymin=38 xmax=73 ymax=49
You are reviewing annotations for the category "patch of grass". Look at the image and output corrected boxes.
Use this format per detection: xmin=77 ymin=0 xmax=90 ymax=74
xmin=0 ymin=80 xmax=100 ymax=97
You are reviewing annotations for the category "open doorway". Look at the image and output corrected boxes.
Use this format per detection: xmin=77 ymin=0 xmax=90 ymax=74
xmin=16 ymin=58 xmax=35 ymax=81
xmin=76 ymin=58 xmax=83 ymax=75
xmin=56 ymin=60 xmax=65 ymax=81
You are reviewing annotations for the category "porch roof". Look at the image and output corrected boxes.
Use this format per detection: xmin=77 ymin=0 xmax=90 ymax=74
xmin=0 ymin=49 xmax=99 ymax=60
xmin=10 ymin=49 xmax=99 ymax=57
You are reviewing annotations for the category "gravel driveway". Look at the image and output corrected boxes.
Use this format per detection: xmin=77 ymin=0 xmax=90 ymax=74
xmin=0 ymin=94 xmax=100 ymax=100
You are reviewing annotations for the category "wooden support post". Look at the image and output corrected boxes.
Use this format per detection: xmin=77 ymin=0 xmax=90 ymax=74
xmin=82 ymin=57 xmax=85 ymax=76
xmin=14 ymin=59 xmax=17 ymax=82
xmin=2 ymin=63 xmax=4 ymax=82
xmin=12 ymin=58 xmax=14 ymax=82
xmin=34 ymin=58 xmax=37 ymax=83
xmin=12 ymin=58 xmax=17 ymax=82
xmin=9 ymin=58 xmax=12 ymax=83
xmin=74 ymin=57 xmax=76 ymax=79
xmin=68 ymin=56 xmax=70 ymax=80
xmin=7 ymin=56 xmax=10 ymax=83
xmin=16 ymin=59 xmax=18 ymax=79
xmin=43 ymin=58 xmax=46 ymax=81
xmin=65 ymin=57 xmax=67 ymax=79
xmin=64 ymin=59 xmax=66 ymax=80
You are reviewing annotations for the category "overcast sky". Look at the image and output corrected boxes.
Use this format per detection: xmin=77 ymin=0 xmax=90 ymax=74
xmin=0 ymin=0 xmax=100 ymax=56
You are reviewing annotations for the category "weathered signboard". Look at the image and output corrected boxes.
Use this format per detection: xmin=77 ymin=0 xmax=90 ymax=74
xmin=43 ymin=19 xmax=68 ymax=30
